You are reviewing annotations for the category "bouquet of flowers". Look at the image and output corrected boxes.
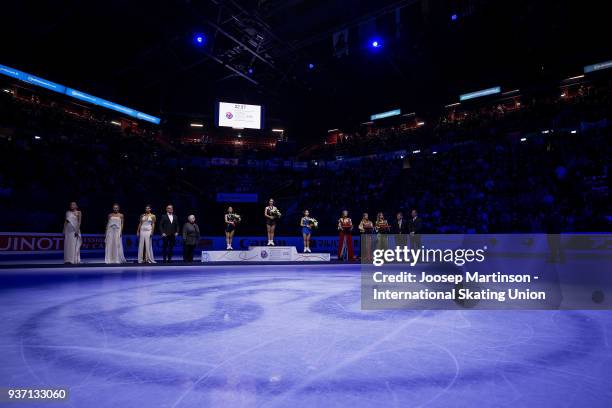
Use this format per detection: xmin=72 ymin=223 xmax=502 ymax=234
xmin=376 ymin=222 xmax=391 ymax=233
xmin=270 ymin=208 xmax=282 ymax=219
xmin=308 ymin=218 xmax=319 ymax=229
xmin=230 ymin=214 xmax=241 ymax=223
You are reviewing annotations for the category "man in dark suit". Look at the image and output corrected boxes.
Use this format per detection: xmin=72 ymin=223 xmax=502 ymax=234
xmin=408 ymin=209 xmax=423 ymax=250
xmin=393 ymin=212 xmax=408 ymax=246
xmin=159 ymin=204 xmax=180 ymax=262
xmin=182 ymin=214 xmax=200 ymax=262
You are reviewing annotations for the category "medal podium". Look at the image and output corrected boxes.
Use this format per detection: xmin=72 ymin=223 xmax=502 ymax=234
xmin=201 ymin=246 xmax=330 ymax=263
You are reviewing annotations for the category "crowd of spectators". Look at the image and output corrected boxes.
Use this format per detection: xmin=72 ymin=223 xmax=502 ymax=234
xmin=0 ymin=78 xmax=609 ymax=236
xmin=307 ymin=81 xmax=611 ymax=160
xmin=299 ymin=129 xmax=609 ymax=234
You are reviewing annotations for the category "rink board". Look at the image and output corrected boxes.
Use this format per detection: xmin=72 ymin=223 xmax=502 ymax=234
xmin=201 ymin=246 xmax=330 ymax=262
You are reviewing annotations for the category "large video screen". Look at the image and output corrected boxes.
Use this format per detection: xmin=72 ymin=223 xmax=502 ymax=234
xmin=218 ymin=102 xmax=262 ymax=129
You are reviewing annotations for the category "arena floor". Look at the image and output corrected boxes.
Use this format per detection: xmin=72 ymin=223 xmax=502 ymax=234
xmin=1 ymin=264 xmax=611 ymax=407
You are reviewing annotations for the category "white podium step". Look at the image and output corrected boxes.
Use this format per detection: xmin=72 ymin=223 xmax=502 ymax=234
xmin=201 ymin=246 xmax=330 ymax=263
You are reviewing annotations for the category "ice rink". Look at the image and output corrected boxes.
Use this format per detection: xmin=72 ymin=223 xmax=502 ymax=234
xmin=1 ymin=264 xmax=611 ymax=407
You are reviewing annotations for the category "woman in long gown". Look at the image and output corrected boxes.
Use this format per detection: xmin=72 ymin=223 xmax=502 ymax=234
xmin=359 ymin=213 xmax=375 ymax=262
xmin=375 ymin=212 xmax=390 ymax=250
xmin=63 ymin=201 xmax=82 ymax=264
xmin=337 ymin=210 xmax=355 ymax=261
xmin=105 ymin=203 xmax=126 ymax=264
xmin=137 ymin=205 xmax=156 ymax=263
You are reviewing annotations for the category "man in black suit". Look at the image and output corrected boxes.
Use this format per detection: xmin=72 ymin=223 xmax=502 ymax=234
xmin=159 ymin=204 xmax=180 ymax=263
xmin=408 ymin=209 xmax=423 ymax=250
xmin=393 ymin=212 xmax=408 ymax=246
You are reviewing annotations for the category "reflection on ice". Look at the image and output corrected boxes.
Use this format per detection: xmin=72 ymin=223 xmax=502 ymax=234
xmin=0 ymin=264 xmax=611 ymax=407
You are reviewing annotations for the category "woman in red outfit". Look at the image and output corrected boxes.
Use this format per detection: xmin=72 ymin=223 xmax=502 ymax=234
xmin=337 ymin=210 xmax=355 ymax=261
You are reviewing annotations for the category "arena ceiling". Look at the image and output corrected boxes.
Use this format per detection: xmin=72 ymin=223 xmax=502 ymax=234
xmin=1 ymin=0 xmax=609 ymax=140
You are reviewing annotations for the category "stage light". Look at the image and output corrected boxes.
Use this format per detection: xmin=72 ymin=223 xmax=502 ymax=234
xmin=370 ymin=39 xmax=382 ymax=49
xmin=193 ymin=33 xmax=206 ymax=46
xmin=412 ymin=149 xmax=421 ymax=154
xmin=248 ymin=68 xmax=254 ymax=74
xmin=417 ymin=121 xmax=425 ymax=126
xmin=34 ymin=135 xmax=41 ymax=140
xmin=110 ymin=121 xmax=121 ymax=126
xmin=566 ymin=74 xmax=584 ymax=81
xmin=190 ymin=123 xmax=204 ymax=128
xmin=272 ymin=129 xmax=284 ymax=132
xmin=432 ymin=151 xmax=438 ymax=155
xmin=451 ymin=14 xmax=458 ymax=21
xmin=520 ymin=137 xmax=527 ymax=142
xmin=308 ymin=63 xmax=315 ymax=70
xmin=570 ymin=130 xmax=577 ymax=134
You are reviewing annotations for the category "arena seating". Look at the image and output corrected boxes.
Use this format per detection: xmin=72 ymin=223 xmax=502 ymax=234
xmin=0 ymin=79 xmax=609 ymax=235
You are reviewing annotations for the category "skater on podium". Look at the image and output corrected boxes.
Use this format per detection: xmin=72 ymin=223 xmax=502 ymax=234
xmin=300 ymin=209 xmax=317 ymax=253
xmin=264 ymin=198 xmax=281 ymax=246
xmin=224 ymin=206 xmax=241 ymax=250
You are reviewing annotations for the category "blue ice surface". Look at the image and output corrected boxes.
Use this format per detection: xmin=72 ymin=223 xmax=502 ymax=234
xmin=0 ymin=264 xmax=611 ymax=408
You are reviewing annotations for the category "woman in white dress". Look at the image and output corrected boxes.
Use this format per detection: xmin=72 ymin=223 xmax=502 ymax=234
xmin=105 ymin=203 xmax=126 ymax=264
xmin=63 ymin=201 xmax=82 ymax=264
xmin=137 ymin=205 xmax=156 ymax=263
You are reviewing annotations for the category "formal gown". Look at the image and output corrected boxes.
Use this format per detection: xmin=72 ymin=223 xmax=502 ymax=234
xmin=105 ymin=216 xmax=126 ymax=264
xmin=63 ymin=211 xmax=81 ymax=264
xmin=138 ymin=214 xmax=156 ymax=263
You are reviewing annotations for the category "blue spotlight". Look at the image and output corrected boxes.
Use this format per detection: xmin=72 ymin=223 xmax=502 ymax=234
xmin=370 ymin=39 xmax=382 ymax=49
xmin=193 ymin=33 xmax=206 ymax=46
xmin=248 ymin=68 xmax=254 ymax=74
xmin=451 ymin=14 xmax=458 ymax=21
xmin=308 ymin=63 xmax=315 ymax=70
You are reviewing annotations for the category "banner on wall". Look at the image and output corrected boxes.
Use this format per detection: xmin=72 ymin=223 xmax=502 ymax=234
xmin=0 ymin=64 xmax=161 ymax=124
xmin=3 ymin=232 xmax=608 ymax=255
xmin=216 ymin=193 xmax=258 ymax=203
xmin=0 ymin=232 xmax=360 ymax=255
